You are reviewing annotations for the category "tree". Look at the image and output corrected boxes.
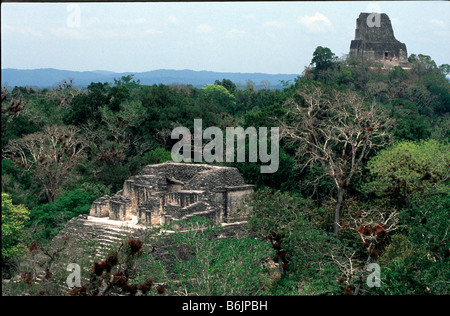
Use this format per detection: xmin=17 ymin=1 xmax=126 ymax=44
xmin=3 ymin=125 xmax=87 ymax=202
xmin=344 ymin=55 xmax=378 ymax=91
xmin=2 ymin=193 xmax=30 ymax=261
xmin=408 ymin=54 xmax=439 ymax=78
xmin=214 ymin=78 xmax=237 ymax=94
xmin=364 ymin=139 xmax=450 ymax=203
xmin=310 ymin=46 xmax=337 ymax=73
xmin=201 ymin=84 xmax=236 ymax=113
xmin=279 ymin=82 xmax=394 ymax=235
xmin=390 ymin=99 xmax=431 ymax=141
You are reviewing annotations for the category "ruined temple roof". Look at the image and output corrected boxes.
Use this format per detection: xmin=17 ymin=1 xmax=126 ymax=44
xmin=182 ymin=167 xmax=247 ymax=190
xmin=349 ymin=12 xmax=409 ymax=65
xmin=353 ymin=13 xmax=398 ymax=42
xmin=139 ymin=161 xmax=249 ymax=191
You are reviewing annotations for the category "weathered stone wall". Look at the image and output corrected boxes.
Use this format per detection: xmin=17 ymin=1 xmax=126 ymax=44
xmin=350 ymin=12 xmax=408 ymax=64
xmin=89 ymin=162 xmax=255 ymax=226
xmin=122 ymin=175 xmax=156 ymax=214
xmin=89 ymin=196 xmax=111 ymax=217
xmin=165 ymin=190 xmax=203 ymax=208
xmin=108 ymin=196 xmax=132 ymax=221
xmin=137 ymin=197 xmax=162 ymax=225
xmin=354 ymin=13 xmax=396 ymax=42
xmin=164 ymin=201 xmax=211 ymax=223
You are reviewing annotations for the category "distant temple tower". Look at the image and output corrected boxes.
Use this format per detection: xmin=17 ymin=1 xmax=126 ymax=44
xmin=350 ymin=13 xmax=409 ymax=67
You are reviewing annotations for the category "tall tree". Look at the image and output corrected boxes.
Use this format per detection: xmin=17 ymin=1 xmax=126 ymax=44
xmin=310 ymin=46 xmax=337 ymax=73
xmin=3 ymin=125 xmax=87 ymax=202
xmin=279 ymin=82 xmax=394 ymax=235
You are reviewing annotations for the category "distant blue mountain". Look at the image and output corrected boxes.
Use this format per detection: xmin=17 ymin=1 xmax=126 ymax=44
xmin=1 ymin=68 xmax=300 ymax=89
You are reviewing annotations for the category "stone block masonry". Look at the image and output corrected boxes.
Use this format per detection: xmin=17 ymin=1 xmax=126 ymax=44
xmin=89 ymin=162 xmax=255 ymax=226
xmin=350 ymin=12 xmax=410 ymax=68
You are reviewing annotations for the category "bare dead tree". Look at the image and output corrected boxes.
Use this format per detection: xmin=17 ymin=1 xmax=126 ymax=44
xmin=279 ymin=83 xmax=394 ymax=235
xmin=3 ymin=125 xmax=87 ymax=202
xmin=48 ymin=79 xmax=83 ymax=108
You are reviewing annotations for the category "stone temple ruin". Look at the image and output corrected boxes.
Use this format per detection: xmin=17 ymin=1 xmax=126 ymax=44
xmin=350 ymin=12 xmax=409 ymax=67
xmin=89 ymin=162 xmax=255 ymax=226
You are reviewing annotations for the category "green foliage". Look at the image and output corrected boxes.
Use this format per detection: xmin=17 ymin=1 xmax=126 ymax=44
xmin=2 ymin=48 xmax=450 ymax=296
xmin=128 ymin=147 xmax=173 ymax=175
xmin=228 ymin=144 xmax=300 ymax=192
xmin=364 ymin=139 xmax=450 ymax=202
xmin=75 ymin=182 xmax=112 ymax=198
xmin=246 ymin=188 xmax=345 ymax=294
xmin=92 ymin=163 xmax=130 ymax=196
xmin=408 ymin=53 xmax=438 ymax=77
xmin=201 ymin=84 xmax=236 ymax=115
xmin=344 ymin=54 xmax=379 ymax=90
xmin=389 ymin=66 xmax=410 ymax=82
xmin=64 ymin=88 xmax=108 ymax=126
xmin=1 ymin=114 xmax=39 ymax=148
xmin=430 ymin=114 xmax=450 ymax=143
xmin=390 ymin=99 xmax=431 ymax=141
xmin=214 ymin=78 xmax=237 ymax=94
xmin=2 ymin=158 xmax=40 ymax=208
xmin=108 ymin=85 xmax=131 ymax=111
xmin=376 ymin=194 xmax=450 ymax=294
xmin=310 ymin=46 xmax=337 ymax=72
xmin=427 ymin=83 xmax=450 ymax=115
xmin=2 ymin=193 xmax=30 ymax=261
xmin=336 ymin=67 xmax=355 ymax=86
xmin=169 ymin=218 xmax=274 ymax=295
xmin=29 ymin=187 xmax=102 ymax=240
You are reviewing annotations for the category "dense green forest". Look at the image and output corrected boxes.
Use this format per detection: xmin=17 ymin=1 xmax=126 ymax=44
xmin=2 ymin=48 xmax=449 ymax=296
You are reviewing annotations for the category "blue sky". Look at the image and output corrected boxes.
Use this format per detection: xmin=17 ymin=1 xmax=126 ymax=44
xmin=1 ymin=1 xmax=449 ymax=74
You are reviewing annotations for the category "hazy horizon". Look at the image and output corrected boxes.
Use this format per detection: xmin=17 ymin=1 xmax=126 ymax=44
xmin=1 ymin=67 xmax=301 ymax=75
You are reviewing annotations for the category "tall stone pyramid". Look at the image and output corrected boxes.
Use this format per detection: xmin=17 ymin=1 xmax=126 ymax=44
xmin=350 ymin=13 xmax=409 ymax=66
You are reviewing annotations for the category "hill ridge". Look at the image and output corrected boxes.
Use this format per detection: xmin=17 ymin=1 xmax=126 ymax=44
xmin=1 ymin=68 xmax=300 ymax=89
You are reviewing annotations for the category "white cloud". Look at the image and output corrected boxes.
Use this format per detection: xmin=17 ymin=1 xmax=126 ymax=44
xmin=297 ymin=12 xmax=334 ymax=33
xmin=196 ymin=24 xmax=213 ymax=34
xmin=227 ymin=28 xmax=246 ymax=39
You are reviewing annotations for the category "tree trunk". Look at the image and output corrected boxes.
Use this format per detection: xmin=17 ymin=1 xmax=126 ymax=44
xmin=333 ymin=186 xmax=345 ymax=235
